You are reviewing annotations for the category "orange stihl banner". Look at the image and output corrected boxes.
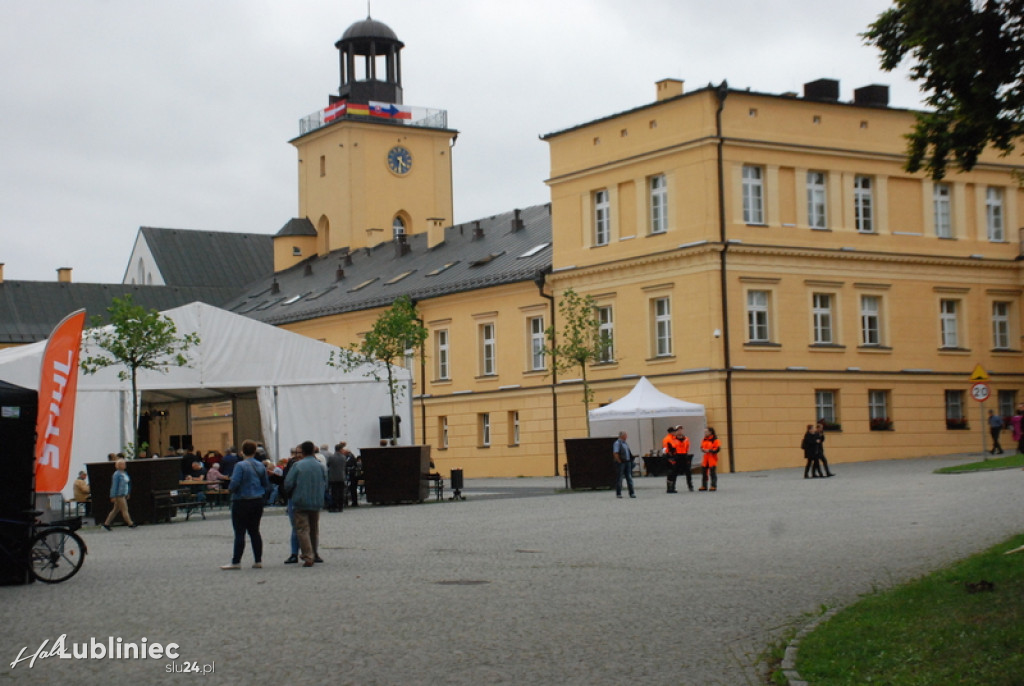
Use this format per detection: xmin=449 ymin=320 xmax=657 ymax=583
xmin=34 ymin=309 xmax=86 ymax=492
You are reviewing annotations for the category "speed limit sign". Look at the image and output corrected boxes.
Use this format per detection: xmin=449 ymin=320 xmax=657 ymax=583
xmin=970 ymin=382 xmax=991 ymax=402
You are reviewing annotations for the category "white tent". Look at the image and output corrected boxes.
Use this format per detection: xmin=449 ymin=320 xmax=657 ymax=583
xmin=0 ymin=301 xmax=410 ymax=496
xmin=588 ymin=376 xmax=706 ymax=456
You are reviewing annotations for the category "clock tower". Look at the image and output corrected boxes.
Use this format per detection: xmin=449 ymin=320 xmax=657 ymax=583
xmin=281 ymin=15 xmax=456 ymax=270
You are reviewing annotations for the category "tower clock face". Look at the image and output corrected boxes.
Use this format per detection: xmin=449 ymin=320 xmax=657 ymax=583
xmin=387 ymin=146 xmax=413 ymax=175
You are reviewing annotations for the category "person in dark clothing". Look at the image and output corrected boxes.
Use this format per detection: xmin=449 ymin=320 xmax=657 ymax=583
xmin=802 ymin=425 xmax=824 ymax=478
xmin=814 ymin=421 xmax=835 ymax=477
xmin=221 ymin=439 xmax=269 ymax=570
xmin=345 ymin=450 xmax=362 ymax=507
xmin=327 ymin=443 xmax=347 ymax=512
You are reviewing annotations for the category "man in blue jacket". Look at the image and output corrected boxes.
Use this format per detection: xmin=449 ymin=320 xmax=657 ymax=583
xmin=283 ymin=441 xmax=327 ymax=567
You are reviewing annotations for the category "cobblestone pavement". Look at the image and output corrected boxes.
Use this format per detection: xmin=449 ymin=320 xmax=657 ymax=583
xmin=1 ymin=454 xmax=1020 ymax=685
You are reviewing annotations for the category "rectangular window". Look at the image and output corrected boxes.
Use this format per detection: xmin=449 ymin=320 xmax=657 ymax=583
xmin=998 ymin=390 xmax=1017 ymax=419
xmin=815 ymin=390 xmax=838 ymax=426
xmin=992 ymin=301 xmax=1011 ymax=349
xmin=439 ymin=416 xmax=449 ymax=449
xmin=987 ymin=187 xmax=1004 ymax=242
xmin=742 ymin=165 xmax=764 ymax=224
xmin=596 ymin=305 xmax=615 ymax=362
xmin=649 ymin=174 xmax=667 ymax=234
xmin=945 ymin=390 xmax=966 ymax=428
xmin=529 ymin=316 xmax=546 ymax=371
xmin=593 ymin=189 xmax=610 ymax=246
xmin=319 ymin=155 xmax=326 ymax=177
xmin=653 ymin=297 xmax=672 ymax=357
xmin=479 ymin=413 xmax=491 ymax=447
xmin=868 ymin=390 xmax=890 ymax=430
xmin=807 ymin=171 xmax=828 ymax=229
xmin=940 ymin=299 xmax=959 ymax=348
xmin=746 ymin=290 xmax=770 ymax=342
xmin=860 ymin=295 xmax=881 ymax=346
xmin=854 ymin=175 xmax=873 ymax=233
xmin=934 ymin=183 xmax=952 ymax=238
xmin=435 ymin=329 xmax=450 ymax=380
xmin=508 ymin=411 xmax=520 ymax=446
xmin=812 ymin=293 xmax=834 ymax=345
xmin=480 ymin=323 xmax=496 ymax=376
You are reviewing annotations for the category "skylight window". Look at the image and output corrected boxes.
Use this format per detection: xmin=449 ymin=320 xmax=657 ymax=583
xmin=427 ymin=261 xmax=459 ymax=276
xmin=469 ymin=252 xmax=504 ymax=267
xmin=305 ymin=286 xmax=336 ymax=301
xmin=282 ymin=294 xmax=305 ymax=305
xmin=348 ymin=277 xmax=379 ymax=292
xmin=385 ymin=270 xmax=416 ymax=285
xmin=519 ymin=243 xmax=550 ymax=258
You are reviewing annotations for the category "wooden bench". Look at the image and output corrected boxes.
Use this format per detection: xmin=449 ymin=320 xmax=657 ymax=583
xmin=152 ymin=489 xmax=207 ymax=522
xmin=424 ymin=473 xmax=444 ymax=501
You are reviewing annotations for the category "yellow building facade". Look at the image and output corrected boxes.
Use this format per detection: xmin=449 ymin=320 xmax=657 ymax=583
xmin=261 ymin=19 xmax=1023 ymax=477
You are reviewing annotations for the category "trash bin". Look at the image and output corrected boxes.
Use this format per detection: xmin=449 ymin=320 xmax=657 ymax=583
xmin=449 ymin=469 xmax=465 ymax=500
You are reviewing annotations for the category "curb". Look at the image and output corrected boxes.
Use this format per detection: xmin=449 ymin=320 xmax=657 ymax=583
xmin=780 ymin=606 xmax=841 ymax=686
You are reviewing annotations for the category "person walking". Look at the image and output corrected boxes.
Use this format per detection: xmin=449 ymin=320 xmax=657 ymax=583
xmin=102 ymin=458 xmax=136 ymax=530
xmin=662 ymin=426 xmax=680 ymax=493
xmin=284 ymin=441 xmax=327 ymax=567
xmin=327 ymin=442 xmax=347 ymax=512
xmin=988 ymin=409 xmax=1005 ymax=455
xmin=221 ymin=439 xmax=269 ymax=570
xmin=815 ymin=420 xmax=836 ymax=477
xmin=699 ymin=427 xmax=721 ymax=491
xmin=1011 ymin=409 xmax=1024 ymax=456
xmin=612 ymin=431 xmax=636 ymax=499
xmin=802 ymin=424 xmax=824 ymax=478
xmin=674 ymin=426 xmax=693 ymax=492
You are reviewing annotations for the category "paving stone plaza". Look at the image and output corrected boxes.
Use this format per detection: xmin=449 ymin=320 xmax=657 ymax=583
xmin=1 ymin=454 xmax=1020 ymax=685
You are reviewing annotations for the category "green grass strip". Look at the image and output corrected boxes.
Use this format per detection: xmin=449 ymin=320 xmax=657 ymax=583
xmin=795 ymin=534 xmax=1024 ymax=686
xmin=935 ymin=453 xmax=1024 ymax=474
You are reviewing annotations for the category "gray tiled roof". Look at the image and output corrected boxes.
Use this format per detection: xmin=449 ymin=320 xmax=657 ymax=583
xmin=0 ymin=282 xmax=238 ymax=345
xmin=227 ymin=204 xmax=552 ymax=325
xmin=133 ymin=227 xmax=274 ymax=287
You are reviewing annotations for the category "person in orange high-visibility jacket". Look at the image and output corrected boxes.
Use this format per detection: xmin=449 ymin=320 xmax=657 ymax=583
xmin=662 ymin=426 xmax=682 ymax=493
xmin=699 ymin=427 xmax=721 ymax=492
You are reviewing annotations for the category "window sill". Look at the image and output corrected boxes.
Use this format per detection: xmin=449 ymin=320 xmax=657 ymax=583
xmin=809 ymin=343 xmax=846 ymax=350
xmin=645 ymin=355 xmax=676 ymax=364
xmin=474 ymin=374 xmax=499 ymax=380
xmin=857 ymin=345 xmax=892 ymax=352
xmin=938 ymin=347 xmax=971 ymax=354
xmin=991 ymin=348 xmax=1022 ymax=354
xmin=744 ymin=341 xmax=781 ymax=348
xmin=523 ymin=369 xmax=547 ymax=376
xmin=590 ymin=360 xmax=619 ymax=368
xmin=431 ymin=378 xmax=452 ymax=385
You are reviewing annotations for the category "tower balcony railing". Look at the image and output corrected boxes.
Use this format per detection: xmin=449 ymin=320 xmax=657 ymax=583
xmin=299 ymin=105 xmax=448 ymax=136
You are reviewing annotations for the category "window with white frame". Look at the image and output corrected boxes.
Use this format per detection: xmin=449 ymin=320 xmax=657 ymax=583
xmin=854 ymin=175 xmax=873 ymax=233
xmin=860 ymin=295 xmax=881 ymax=346
xmin=508 ymin=411 xmax=520 ymax=446
xmin=653 ymin=297 xmax=672 ymax=357
xmin=940 ymin=299 xmax=960 ymax=348
xmin=439 ymin=416 xmax=449 ymax=449
xmin=934 ymin=183 xmax=952 ymax=238
xmin=479 ymin=412 xmax=491 ymax=447
xmin=649 ymin=174 xmax=667 ymax=234
xmin=593 ymin=189 xmax=610 ymax=246
xmin=742 ymin=165 xmax=764 ymax=224
xmin=986 ymin=187 xmax=1004 ymax=242
xmin=746 ymin=290 xmax=771 ymax=342
xmin=807 ymin=171 xmax=828 ymax=229
xmin=435 ymin=329 xmax=450 ymax=380
xmin=812 ymin=293 xmax=834 ymax=344
xmin=868 ymin=390 xmax=890 ymax=426
xmin=392 ymin=216 xmax=406 ymax=238
xmin=815 ymin=390 xmax=838 ymax=426
xmin=998 ymin=389 xmax=1017 ymax=419
xmin=529 ymin=316 xmax=546 ymax=371
xmin=596 ymin=305 xmax=615 ymax=362
xmin=992 ymin=301 xmax=1011 ymax=349
xmin=480 ymin=323 xmax=496 ymax=375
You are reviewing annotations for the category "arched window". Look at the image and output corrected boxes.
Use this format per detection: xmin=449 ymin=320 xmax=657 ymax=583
xmin=392 ymin=216 xmax=406 ymax=238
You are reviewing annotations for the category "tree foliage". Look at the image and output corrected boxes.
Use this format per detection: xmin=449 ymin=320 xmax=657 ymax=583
xmin=79 ymin=294 xmax=200 ymax=455
xmin=864 ymin=0 xmax=1024 ymax=178
xmin=330 ymin=295 xmax=428 ymax=442
xmin=544 ymin=288 xmax=611 ymax=436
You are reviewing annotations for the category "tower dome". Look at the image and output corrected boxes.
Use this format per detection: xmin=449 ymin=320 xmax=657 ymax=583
xmin=335 ymin=16 xmax=404 ymax=105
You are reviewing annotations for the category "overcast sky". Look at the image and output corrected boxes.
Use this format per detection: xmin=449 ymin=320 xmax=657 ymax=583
xmin=0 ymin=0 xmax=920 ymax=284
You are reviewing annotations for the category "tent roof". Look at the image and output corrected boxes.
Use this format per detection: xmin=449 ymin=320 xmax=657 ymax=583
xmin=589 ymin=376 xmax=704 ymax=421
xmin=0 ymin=301 xmax=406 ymax=401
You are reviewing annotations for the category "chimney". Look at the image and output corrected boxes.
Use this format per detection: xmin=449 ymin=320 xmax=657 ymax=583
xmin=335 ymin=267 xmax=345 ymax=282
xmin=656 ymin=78 xmax=684 ymax=101
xmin=394 ymin=232 xmax=411 ymax=257
xmin=510 ymin=208 xmax=524 ymax=232
xmin=853 ymin=84 xmax=889 ymax=107
xmin=803 ymin=78 xmax=840 ymax=102
xmin=270 ymin=279 xmax=280 ymax=294
xmin=472 ymin=221 xmax=484 ymax=241
xmin=57 ymin=267 xmax=72 ymax=283
xmin=427 ymin=217 xmax=446 ymax=249
xmin=303 ymin=263 xmax=313 ymax=276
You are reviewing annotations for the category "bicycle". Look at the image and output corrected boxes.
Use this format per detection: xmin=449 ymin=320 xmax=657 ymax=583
xmin=0 ymin=512 xmax=87 ymax=584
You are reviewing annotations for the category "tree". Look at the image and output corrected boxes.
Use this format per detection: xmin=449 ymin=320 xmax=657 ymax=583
xmin=544 ymin=288 xmax=611 ymax=436
xmin=864 ymin=0 xmax=1024 ymax=179
xmin=79 ymin=294 xmax=200 ymax=456
xmin=330 ymin=295 xmax=428 ymax=443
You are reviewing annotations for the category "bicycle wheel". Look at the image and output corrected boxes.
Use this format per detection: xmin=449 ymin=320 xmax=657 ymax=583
xmin=30 ymin=528 xmax=86 ymax=583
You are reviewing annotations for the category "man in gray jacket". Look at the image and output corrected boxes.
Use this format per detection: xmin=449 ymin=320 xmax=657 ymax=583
xmin=283 ymin=441 xmax=327 ymax=567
